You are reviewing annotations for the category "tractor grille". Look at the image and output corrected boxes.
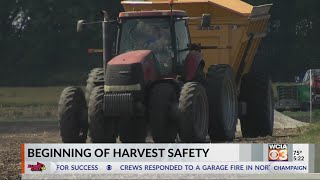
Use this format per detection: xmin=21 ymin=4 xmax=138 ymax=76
xmin=277 ymin=86 xmax=298 ymax=100
xmin=104 ymin=93 xmax=133 ymax=116
xmin=105 ymin=63 xmax=144 ymax=86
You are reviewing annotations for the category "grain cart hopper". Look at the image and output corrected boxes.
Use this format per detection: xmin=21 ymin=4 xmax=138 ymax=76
xmin=58 ymin=0 xmax=273 ymax=143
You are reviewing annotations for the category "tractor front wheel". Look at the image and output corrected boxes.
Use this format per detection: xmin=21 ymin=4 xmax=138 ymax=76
xmin=88 ymin=86 xmax=116 ymax=143
xmin=58 ymin=87 xmax=88 ymax=143
xmin=178 ymin=82 xmax=209 ymax=142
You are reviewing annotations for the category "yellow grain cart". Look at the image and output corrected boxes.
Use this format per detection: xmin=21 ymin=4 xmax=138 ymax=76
xmin=122 ymin=0 xmax=271 ymax=83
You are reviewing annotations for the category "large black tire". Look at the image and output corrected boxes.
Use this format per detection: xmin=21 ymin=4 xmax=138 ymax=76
xmin=88 ymin=86 xmax=116 ymax=143
xmin=239 ymin=72 xmax=274 ymax=138
xmin=206 ymin=65 xmax=238 ymax=142
xmin=178 ymin=82 xmax=209 ymax=142
xmin=58 ymin=87 xmax=88 ymax=143
xmin=149 ymin=83 xmax=178 ymax=143
xmin=86 ymin=68 xmax=104 ymax=102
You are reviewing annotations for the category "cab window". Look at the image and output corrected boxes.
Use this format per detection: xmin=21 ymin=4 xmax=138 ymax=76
xmin=175 ymin=20 xmax=190 ymax=65
xmin=119 ymin=18 xmax=173 ymax=75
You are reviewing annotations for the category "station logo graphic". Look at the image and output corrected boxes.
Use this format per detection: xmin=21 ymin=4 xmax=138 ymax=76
xmin=268 ymin=144 xmax=288 ymax=161
xmin=106 ymin=165 xmax=112 ymax=171
xmin=27 ymin=162 xmax=46 ymax=172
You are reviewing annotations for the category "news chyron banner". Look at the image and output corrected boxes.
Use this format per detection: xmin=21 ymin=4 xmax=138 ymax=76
xmin=21 ymin=144 xmax=319 ymax=176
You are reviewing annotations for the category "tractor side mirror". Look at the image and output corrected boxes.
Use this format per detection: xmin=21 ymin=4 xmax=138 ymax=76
xmin=77 ymin=20 xmax=86 ymax=32
xmin=201 ymin=14 xmax=211 ymax=28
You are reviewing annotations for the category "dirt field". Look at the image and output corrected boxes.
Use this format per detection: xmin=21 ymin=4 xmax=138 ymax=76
xmin=0 ymin=119 xmax=306 ymax=180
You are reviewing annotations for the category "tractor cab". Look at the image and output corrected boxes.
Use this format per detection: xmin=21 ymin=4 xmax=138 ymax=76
xmin=117 ymin=10 xmax=190 ymax=76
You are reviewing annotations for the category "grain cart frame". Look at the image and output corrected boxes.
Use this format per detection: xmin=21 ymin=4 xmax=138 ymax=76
xmin=58 ymin=0 xmax=273 ymax=143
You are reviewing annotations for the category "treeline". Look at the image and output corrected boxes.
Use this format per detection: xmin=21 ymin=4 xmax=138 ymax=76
xmin=0 ymin=0 xmax=123 ymax=86
xmin=251 ymin=0 xmax=320 ymax=81
xmin=0 ymin=0 xmax=319 ymax=86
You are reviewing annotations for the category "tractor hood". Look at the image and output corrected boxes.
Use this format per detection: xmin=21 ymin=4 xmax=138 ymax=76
xmin=105 ymin=50 xmax=160 ymax=88
xmin=108 ymin=50 xmax=153 ymax=65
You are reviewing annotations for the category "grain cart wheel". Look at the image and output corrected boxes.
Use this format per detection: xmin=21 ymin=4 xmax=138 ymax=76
xmin=85 ymin=68 xmax=104 ymax=102
xmin=58 ymin=87 xmax=88 ymax=143
xmin=239 ymin=72 xmax=274 ymax=138
xmin=88 ymin=86 xmax=116 ymax=143
xmin=207 ymin=65 xmax=238 ymax=142
xmin=149 ymin=83 xmax=178 ymax=143
xmin=178 ymin=82 xmax=209 ymax=142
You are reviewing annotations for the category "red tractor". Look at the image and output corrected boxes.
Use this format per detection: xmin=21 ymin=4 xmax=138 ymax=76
xmin=58 ymin=5 xmax=273 ymax=143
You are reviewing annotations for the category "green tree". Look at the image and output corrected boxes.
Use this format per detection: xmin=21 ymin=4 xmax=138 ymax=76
xmin=0 ymin=0 xmax=123 ymax=86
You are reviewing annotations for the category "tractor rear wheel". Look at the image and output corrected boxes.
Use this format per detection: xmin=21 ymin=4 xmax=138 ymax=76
xmin=88 ymin=86 xmax=116 ymax=143
xmin=178 ymin=82 xmax=209 ymax=142
xmin=149 ymin=83 xmax=178 ymax=143
xmin=239 ymin=72 xmax=274 ymax=138
xmin=86 ymin=68 xmax=104 ymax=103
xmin=206 ymin=65 xmax=238 ymax=142
xmin=58 ymin=87 xmax=88 ymax=143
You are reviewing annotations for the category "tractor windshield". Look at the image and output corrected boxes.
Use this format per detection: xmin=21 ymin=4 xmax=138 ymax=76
xmin=119 ymin=18 xmax=173 ymax=75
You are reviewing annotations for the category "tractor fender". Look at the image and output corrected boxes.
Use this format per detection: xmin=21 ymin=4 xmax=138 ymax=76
xmin=184 ymin=51 xmax=205 ymax=81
